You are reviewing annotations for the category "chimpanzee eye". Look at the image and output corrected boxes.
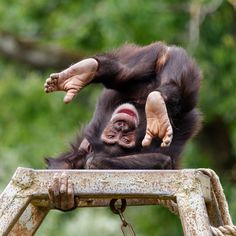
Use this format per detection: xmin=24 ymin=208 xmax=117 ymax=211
xmin=122 ymin=137 xmax=130 ymax=143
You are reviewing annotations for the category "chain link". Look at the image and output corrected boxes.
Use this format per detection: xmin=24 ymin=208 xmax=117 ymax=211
xmin=110 ymin=199 xmax=136 ymax=236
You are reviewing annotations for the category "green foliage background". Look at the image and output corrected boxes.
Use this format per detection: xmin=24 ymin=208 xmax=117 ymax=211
xmin=0 ymin=0 xmax=235 ymax=235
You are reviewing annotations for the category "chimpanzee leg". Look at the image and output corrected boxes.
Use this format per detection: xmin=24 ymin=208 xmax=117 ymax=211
xmin=87 ymin=153 xmax=173 ymax=169
xmin=44 ymin=43 xmax=168 ymax=103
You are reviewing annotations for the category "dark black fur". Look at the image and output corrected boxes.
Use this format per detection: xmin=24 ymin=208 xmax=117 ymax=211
xmin=46 ymin=42 xmax=202 ymax=170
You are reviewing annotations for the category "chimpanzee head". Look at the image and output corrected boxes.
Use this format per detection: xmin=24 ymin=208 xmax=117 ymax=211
xmin=101 ymin=103 xmax=140 ymax=149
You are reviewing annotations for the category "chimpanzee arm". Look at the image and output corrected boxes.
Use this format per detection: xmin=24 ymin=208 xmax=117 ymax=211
xmin=46 ymin=138 xmax=92 ymax=169
xmin=86 ymin=153 xmax=173 ymax=170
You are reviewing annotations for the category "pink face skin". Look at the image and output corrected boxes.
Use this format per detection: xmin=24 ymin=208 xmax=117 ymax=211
xmin=101 ymin=103 xmax=140 ymax=148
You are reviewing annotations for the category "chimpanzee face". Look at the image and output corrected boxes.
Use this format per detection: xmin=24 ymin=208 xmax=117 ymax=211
xmin=101 ymin=103 xmax=139 ymax=149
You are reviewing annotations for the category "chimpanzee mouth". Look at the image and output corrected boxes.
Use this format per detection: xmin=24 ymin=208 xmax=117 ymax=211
xmin=117 ymin=109 xmax=137 ymax=119
xmin=112 ymin=103 xmax=139 ymax=127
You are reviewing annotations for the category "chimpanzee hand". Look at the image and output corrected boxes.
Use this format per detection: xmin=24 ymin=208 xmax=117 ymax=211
xmin=142 ymin=91 xmax=173 ymax=147
xmin=44 ymin=58 xmax=98 ymax=103
xmin=48 ymin=172 xmax=76 ymax=211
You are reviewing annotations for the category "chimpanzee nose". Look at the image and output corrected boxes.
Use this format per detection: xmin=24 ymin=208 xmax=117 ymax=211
xmin=114 ymin=121 xmax=129 ymax=132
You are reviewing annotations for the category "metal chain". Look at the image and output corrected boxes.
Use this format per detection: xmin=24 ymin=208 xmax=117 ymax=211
xmin=110 ymin=199 xmax=136 ymax=236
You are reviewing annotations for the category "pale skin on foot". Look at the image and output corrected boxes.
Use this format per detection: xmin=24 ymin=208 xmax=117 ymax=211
xmin=44 ymin=58 xmax=98 ymax=103
xmin=142 ymin=91 xmax=173 ymax=147
xmin=44 ymin=59 xmax=173 ymax=147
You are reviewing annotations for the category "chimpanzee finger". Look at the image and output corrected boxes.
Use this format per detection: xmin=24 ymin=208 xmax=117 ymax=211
xmin=142 ymin=133 xmax=153 ymax=147
xmin=161 ymin=138 xmax=171 ymax=147
xmin=60 ymin=172 xmax=69 ymax=210
xmin=161 ymin=125 xmax=173 ymax=147
xmin=48 ymin=173 xmax=60 ymax=209
xmin=67 ymin=179 xmax=75 ymax=209
xmin=50 ymin=73 xmax=60 ymax=80
xmin=63 ymin=89 xmax=78 ymax=104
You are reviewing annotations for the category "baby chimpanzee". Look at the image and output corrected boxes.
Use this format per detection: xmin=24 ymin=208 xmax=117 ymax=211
xmin=44 ymin=42 xmax=202 ymax=210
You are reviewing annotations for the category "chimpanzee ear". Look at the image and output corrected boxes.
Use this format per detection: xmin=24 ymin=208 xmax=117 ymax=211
xmin=45 ymin=157 xmax=71 ymax=169
xmin=79 ymin=138 xmax=93 ymax=153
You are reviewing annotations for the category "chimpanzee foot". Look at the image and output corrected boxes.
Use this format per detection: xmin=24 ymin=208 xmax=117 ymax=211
xmin=44 ymin=58 xmax=98 ymax=103
xmin=142 ymin=91 xmax=173 ymax=147
xmin=48 ymin=172 xmax=76 ymax=211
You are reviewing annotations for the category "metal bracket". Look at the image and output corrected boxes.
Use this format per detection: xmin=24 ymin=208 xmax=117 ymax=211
xmin=0 ymin=168 xmax=214 ymax=236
